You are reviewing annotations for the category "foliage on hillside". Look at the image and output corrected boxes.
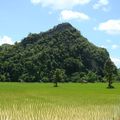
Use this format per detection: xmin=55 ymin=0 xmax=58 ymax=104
xmin=0 ymin=23 xmax=117 ymax=82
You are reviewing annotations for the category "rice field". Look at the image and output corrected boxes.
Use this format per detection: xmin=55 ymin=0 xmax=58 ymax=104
xmin=0 ymin=83 xmax=120 ymax=120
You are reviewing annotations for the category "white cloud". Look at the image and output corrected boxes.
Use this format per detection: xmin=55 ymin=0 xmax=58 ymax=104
xmin=111 ymin=57 xmax=120 ymax=68
xmin=97 ymin=19 xmax=120 ymax=35
xmin=93 ymin=27 xmax=97 ymax=31
xmin=106 ymin=39 xmax=112 ymax=43
xmin=31 ymin=0 xmax=91 ymax=10
xmin=93 ymin=0 xmax=109 ymax=11
xmin=48 ymin=11 xmax=53 ymax=15
xmin=60 ymin=10 xmax=90 ymax=21
xmin=100 ymin=45 xmax=106 ymax=48
xmin=102 ymin=7 xmax=110 ymax=12
xmin=111 ymin=44 xmax=120 ymax=49
xmin=0 ymin=36 xmax=13 ymax=45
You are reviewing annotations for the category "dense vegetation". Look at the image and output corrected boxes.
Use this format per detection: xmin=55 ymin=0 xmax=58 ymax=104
xmin=0 ymin=23 xmax=119 ymax=82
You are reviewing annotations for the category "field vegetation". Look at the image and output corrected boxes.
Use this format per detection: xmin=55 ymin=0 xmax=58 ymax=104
xmin=0 ymin=83 xmax=120 ymax=120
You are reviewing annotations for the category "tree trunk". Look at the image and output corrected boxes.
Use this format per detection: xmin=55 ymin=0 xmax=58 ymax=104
xmin=54 ymin=82 xmax=58 ymax=87
xmin=107 ymin=76 xmax=114 ymax=89
xmin=108 ymin=79 xmax=111 ymax=88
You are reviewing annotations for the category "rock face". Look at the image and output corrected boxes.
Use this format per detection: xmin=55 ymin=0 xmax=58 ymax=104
xmin=0 ymin=23 xmax=111 ymax=82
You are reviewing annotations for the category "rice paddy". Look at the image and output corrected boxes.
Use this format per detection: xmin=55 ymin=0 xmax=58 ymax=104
xmin=0 ymin=83 xmax=120 ymax=120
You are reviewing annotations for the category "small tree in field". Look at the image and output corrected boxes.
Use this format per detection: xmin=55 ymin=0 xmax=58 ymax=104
xmin=104 ymin=58 xmax=117 ymax=89
xmin=53 ymin=69 xmax=65 ymax=87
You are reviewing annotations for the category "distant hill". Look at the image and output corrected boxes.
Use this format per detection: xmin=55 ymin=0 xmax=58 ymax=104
xmin=0 ymin=23 xmax=113 ymax=82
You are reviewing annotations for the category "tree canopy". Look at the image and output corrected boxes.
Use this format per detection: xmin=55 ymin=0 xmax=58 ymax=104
xmin=0 ymin=23 xmax=117 ymax=82
xmin=104 ymin=58 xmax=117 ymax=88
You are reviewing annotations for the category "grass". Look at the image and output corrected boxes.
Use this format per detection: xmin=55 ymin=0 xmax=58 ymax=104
xmin=0 ymin=83 xmax=120 ymax=120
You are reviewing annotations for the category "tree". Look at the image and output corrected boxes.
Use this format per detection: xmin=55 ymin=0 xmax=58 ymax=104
xmin=0 ymin=74 xmax=6 ymax=82
xmin=117 ymin=69 xmax=120 ymax=81
xmin=53 ymin=69 xmax=65 ymax=87
xmin=0 ymin=23 xmax=110 ymax=82
xmin=84 ymin=71 xmax=98 ymax=83
xmin=104 ymin=58 xmax=117 ymax=88
xmin=64 ymin=57 xmax=84 ymax=75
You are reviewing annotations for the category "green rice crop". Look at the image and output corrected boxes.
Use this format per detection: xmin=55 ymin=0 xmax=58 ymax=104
xmin=0 ymin=83 xmax=120 ymax=120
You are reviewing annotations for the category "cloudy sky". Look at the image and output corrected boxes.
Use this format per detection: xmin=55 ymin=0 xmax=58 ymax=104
xmin=0 ymin=0 xmax=120 ymax=67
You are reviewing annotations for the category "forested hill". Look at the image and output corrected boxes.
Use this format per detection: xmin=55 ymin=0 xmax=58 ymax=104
xmin=0 ymin=23 xmax=111 ymax=82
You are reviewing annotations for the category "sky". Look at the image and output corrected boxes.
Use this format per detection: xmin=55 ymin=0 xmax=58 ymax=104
xmin=0 ymin=0 xmax=120 ymax=68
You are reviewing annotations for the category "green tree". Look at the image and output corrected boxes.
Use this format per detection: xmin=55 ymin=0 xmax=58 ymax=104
xmin=0 ymin=74 xmax=6 ymax=82
xmin=104 ymin=58 xmax=117 ymax=88
xmin=0 ymin=23 xmax=110 ymax=82
xmin=64 ymin=57 xmax=84 ymax=75
xmin=86 ymin=71 xmax=98 ymax=83
xmin=53 ymin=69 xmax=65 ymax=87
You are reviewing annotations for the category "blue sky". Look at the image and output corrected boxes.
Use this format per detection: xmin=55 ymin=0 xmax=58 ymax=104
xmin=0 ymin=0 xmax=120 ymax=67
